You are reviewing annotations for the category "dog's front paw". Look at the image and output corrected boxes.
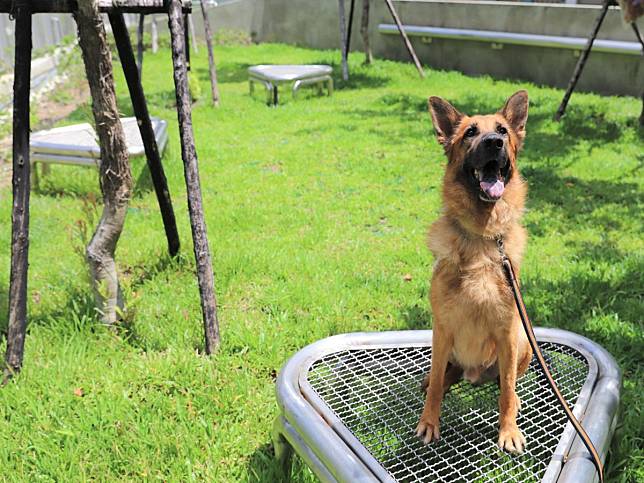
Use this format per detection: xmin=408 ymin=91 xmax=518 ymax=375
xmin=415 ymin=416 xmax=440 ymax=444
xmin=498 ymin=425 xmax=526 ymax=454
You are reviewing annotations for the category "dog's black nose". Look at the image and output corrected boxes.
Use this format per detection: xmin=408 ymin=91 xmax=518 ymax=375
xmin=483 ymin=134 xmax=504 ymax=151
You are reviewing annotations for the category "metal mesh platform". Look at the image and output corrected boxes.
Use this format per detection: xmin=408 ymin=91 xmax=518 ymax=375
xmin=274 ymin=329 xmax=620 ymax=483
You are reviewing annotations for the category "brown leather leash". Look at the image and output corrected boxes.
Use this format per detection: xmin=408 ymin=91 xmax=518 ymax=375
xmin=495 ymin=235 xmax=604 ymax=483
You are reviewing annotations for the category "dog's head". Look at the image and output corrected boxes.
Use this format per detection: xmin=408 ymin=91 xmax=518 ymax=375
xmin=428 ymin=91 xmax=528 ymax=204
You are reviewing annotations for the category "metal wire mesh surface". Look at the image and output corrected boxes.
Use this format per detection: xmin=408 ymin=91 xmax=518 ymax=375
xmin=307 ymin=342 xmax=590 ymax=482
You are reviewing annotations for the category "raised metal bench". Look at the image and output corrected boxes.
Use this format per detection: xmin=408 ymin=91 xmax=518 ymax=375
xmin=274 ymin=328 xmax=620 ymax=482
xmin=378 ymin=24 xmax=642 ymax=55
xmin=248 ymin=65 xmax=333 ymax=105
xmin=30 ymin=116 xmax=168 ymax=168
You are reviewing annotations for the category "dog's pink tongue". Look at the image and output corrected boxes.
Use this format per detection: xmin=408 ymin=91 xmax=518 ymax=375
xmin=480 ymin=179 xmax=505 ymax=199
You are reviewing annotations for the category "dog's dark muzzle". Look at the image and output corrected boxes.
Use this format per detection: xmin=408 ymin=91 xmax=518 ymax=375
xmin=467 ymin=135 xmax=511 ymax=202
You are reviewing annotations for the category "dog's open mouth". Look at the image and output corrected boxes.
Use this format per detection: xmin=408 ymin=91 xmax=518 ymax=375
xmin=472 ymin=162 xmax=507 ymax=202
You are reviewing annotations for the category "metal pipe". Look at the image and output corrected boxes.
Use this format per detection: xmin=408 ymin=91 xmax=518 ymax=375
xmin=378 ymin=24 xmax=642 ymax=55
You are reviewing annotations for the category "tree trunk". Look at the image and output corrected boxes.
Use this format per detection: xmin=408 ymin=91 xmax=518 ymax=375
xmin=74 ymin=0 xmax=132 ymax=325
xmin=4 ymin=0 xmax=32 ymax=381
xmin=361 ymin=0 xmax=372 ymax=65
xmin=168 ymin=0 xmax=220 ymax=353
xmin=200 ymin=0 xmax=220 ymax=106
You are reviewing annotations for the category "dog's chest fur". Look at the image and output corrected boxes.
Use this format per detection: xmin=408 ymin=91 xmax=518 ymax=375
xmin=428 ymin=210 xmax=526 ymax=369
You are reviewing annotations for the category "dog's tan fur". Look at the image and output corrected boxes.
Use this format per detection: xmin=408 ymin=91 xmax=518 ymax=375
xmin=416 ymin=91 xmax=533 ymax=453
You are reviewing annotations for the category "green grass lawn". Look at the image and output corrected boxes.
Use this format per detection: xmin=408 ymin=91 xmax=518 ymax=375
xmin=0 ymin=41 xmax=642 ymax=481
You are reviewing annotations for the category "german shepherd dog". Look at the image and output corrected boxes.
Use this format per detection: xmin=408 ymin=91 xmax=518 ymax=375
xmin=416 ymin=91 xmax=532 ymax=454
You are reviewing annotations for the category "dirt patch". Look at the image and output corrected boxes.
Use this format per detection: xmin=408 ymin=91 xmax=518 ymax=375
xmin=0 ymin=54 xmax=90 ymax=191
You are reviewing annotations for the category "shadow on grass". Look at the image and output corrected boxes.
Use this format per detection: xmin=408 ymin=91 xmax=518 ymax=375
xmin=133 ymin=159 xmax=154 ymax=197
xmin=207 ymin=59 xmax=390 ymax=90
xmin=201 ymin=62 xmax=253 ymax=84
xmin=522 ymin=240 xmax=643 ymax=364
xmin=28 ymin=286 xmax=97 ymax=330
xmin=327 ymin=68 xmax=390 ymax=91
xmin=247 ymin=442 xmax=284 ymax=483
xmin=0 ymin=252 xmax=183 ymax=353
xmin=247 ymin=440 xmax=316 ymax=483
xmin=523 ymin=165 xmax=641 ymax=236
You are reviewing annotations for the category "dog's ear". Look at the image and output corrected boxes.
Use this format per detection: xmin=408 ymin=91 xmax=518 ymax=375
xmin=428 ymin=96 xmax=463 ymax=146
xmin=500 ymin=90 xmax=529 ymax=139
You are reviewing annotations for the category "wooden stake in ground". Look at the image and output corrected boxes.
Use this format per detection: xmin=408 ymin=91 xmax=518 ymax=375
xmin=383 ymin=0 xmax=424 ymax=78
xmin=188 ymin=13 xmax=198 ymax=53
xmin=338 ymin=0 xmax=349 ymax=80
xmin=345 ymin=0 xmax=356 ymax=59
xmin=361 ymin=0 xmax=373 ymax=65
xmin=137 ymin=14 xmax=145 ymax=76
xmin=554 ymin=0 xmax=610 ymax=121
xmin=4 ymin=0 xmax=32 ymax=381
xmin=200 ymin=0 xmax=220 ymax=106
xmin=75 ymin=0 xmax=133 ymax=325
xmin=151 ymin=16 xmax=158 ymax=53
xmin=168 ymin=0 xmax=220 ymax=354
xmin=109 ymin=12 xmax=180 ymax=256
xmin=631 ymin=22 xmax=644 ymax=126
xmin=184 ymin=13 xmax=191 ymax=71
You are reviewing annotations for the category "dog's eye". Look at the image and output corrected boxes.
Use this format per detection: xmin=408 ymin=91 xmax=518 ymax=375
xmin=464 ymin=126 xmax=477 ymax=138
xmin=497 ymin=125 xmax=508 ymax=135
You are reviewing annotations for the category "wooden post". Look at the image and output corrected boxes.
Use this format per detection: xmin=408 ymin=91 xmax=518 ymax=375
xmin=632 ymin=22 xmax=644 ymax=51
xmin=188 ymin=13 xmax=198 ymax=53
xmin=168 ymin=0 xmax=220 ymax=354
xmin=137 ymin=14 xmax=144 ymax=76
xmin=4 ymin=0 xmax=32 ymax=381
xmin=109 ymin=12 xmax=180 ymax=257
xmin=200 ymin=0 xmax=220 ymax=106
xmin=345 ymin=0 xmax=355 ymax=60
xmin=361 ymin=0 xmax=373 ymax=65
xmin=184 ymin=13 xmax=191 ymax=71
xmin=554 ymin=0 xmax=610 ymax=121
xmin=383 ymin=0 xmax=424 ymax=78
xmin=634 ymin=23 xmax=644 ymax=126
xmin=338 ymin=0 xmax=349 ymax=81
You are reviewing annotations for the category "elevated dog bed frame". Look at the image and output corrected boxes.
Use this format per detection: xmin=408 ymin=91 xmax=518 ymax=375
xmin=248 ymin=65 xmax=333 ymax=106
xmin=274 ymin=328 xmax=620 ymax=482
xmin=30 ymin=116 xmax=168 ymax=167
